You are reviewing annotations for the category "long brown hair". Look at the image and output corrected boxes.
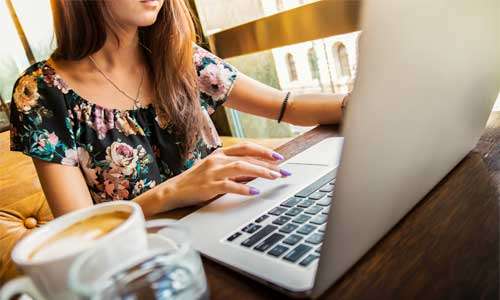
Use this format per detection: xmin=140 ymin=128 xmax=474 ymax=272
xmin=50 ymin=0 xmax=202 ymax=161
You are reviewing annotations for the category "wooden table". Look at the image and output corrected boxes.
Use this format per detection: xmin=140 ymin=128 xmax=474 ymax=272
xmin=159 ymin=112 xmax=500 ymax=300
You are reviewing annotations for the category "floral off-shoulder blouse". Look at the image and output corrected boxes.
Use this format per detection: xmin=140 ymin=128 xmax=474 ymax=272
xmin=10 ymin=45 xmax=238 ymax=203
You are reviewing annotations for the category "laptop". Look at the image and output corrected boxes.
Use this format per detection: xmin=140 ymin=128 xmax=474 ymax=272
xmin=170 ymin=0 xmax=499 ymax=297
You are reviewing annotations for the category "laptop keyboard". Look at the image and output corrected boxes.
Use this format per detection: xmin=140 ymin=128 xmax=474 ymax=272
xmin=224 ymin=170 xmax=336 ymax=267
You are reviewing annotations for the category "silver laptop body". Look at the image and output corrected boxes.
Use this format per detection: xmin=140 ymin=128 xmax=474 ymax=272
xmin=173 ymin=0 xmax=499 ymax=297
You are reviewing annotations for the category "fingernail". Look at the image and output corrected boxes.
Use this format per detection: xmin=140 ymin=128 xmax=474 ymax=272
xmin=249 ymin=187 xmax=260 ymax=195
xmin=280 ymin=169 xmax=292 ymax=177
xmin=272 ymin=152 xmax=284 ymax=161
xmin=270 ymin=171 xmax=282 ymax=178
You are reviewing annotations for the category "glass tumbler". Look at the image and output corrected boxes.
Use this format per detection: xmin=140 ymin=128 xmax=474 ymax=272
xmin=68 ymin=220 xmax=208 ymax=300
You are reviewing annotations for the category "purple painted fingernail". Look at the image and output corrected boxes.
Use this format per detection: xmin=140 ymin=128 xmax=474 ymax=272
xmin=249 ymin=187 xmax=260 ymax=195
xmin=272 ymin=152 xmax=284 ymax=161
xmin=280 ymin=169 xmax=292 ymax=177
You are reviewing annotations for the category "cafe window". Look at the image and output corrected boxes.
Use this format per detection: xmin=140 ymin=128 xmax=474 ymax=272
xmin=194 ymin=0 xmax=321 ymax=34
xmin=194 ymin=0 xmax=360 ymax=137
xmin=286 ymin=53 xmax=298 ymax=82
xmin=0 ymin=0 xmax=54 ymax=130
xmin=0 ymin=0 xmax=361 ymax=136
xmin=333 ymin=42 xmax=352 ymax=79
xmin=308 ymin=48 xmax=320 ymax=80
xmin=276 ymin=0 xmax=284 ymax=10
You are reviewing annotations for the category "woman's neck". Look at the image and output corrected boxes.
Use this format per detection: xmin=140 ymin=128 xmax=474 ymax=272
xmin=89 ymin=26 xmax=144 ymax=72
xmin=48 ymin=25 xmax=148 ymax=95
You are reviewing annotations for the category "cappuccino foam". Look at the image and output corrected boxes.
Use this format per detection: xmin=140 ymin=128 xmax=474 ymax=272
xmin=29 ymin=211 xmax=130 ymax=262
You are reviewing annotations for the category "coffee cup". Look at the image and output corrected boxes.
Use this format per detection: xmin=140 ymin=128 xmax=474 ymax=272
xmin=0 ymin=201 xmax=148 ymax=300
xmin=68 ymin=222 xmax=209 ymax=300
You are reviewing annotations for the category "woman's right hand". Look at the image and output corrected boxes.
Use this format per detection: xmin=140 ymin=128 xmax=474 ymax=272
xmin=162 ymin=142 xmax=291 ymax=210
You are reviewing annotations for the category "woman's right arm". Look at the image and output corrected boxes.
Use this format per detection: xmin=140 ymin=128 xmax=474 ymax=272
xmin=35 ymin=142 xmax=289 ymax=218
xmin=33 ymin=158 xmax=94 ymax=217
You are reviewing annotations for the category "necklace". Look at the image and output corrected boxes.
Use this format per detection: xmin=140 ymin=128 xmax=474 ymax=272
xmin=88 ymin=55 xmax=145 ymax=109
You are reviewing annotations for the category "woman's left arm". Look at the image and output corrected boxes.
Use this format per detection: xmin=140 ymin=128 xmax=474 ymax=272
xmin=225 ymin=73 xmax=347 ymax=126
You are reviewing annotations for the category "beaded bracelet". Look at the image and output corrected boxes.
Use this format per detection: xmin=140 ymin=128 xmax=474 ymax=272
xmin=277 ymin=92 xmax=291 ymax=123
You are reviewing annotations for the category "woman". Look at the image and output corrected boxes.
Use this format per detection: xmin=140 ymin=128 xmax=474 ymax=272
xmin=10 ymin=0 xmax=347 ymax=218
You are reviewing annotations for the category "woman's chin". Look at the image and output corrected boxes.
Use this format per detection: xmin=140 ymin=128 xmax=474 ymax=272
xmin=132 ymin=15 xmax=159 ymax=27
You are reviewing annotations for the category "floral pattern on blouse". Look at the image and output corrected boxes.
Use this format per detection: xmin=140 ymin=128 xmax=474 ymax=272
xmin=10 ymin=45 xmax=238 ymax=203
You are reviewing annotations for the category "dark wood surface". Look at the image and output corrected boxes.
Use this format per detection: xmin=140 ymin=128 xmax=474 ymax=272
xmin=159 ymin=112 xmax=500 ymax=300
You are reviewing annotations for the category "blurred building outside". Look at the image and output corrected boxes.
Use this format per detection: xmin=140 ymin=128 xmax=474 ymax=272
xmin=196 ymin=0 xmax=360 ymax=137
xmin=1 ymin=0 xmax=498 ymax=134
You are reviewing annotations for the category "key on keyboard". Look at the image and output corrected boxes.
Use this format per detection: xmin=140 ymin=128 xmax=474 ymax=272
xmin=310 ymin=215 xmax=328 ymax=225
xmin=254 ymin=233 xmax=285 ymax=252
xmin=316 ymin=197 xmax=331 ymax=206
xmin=255 ymin=215 xmax=269 ymax=223
xmin=308 ymin=191 xmax=326 ymax=200
xmin=269 ymin=207 xmax=287 ymax=216
xmin=285 ymin=207 xmax=303 ymax=216
xmin=272 ymin=216 xmax=291 ymax=225
xmin=268 ymin=245 xmax=289 ymax=257
xmin=319 ymin=185 xmax=334 ymax=192
xmin=242 ymin=223 xmax=261 ymax=234
xmin=279 ymin=223 xmax=298 ymax=234
xmin=281 ymin=197 xmax=302 ymax=207
xmin=283 ymin=244 xmax=313 ymax=263
xmin=305 ymin=233 xmax=324 ymax=245
xmin=293 ymin=214 xmax=312 ymax=224
xmin=241 ymin=225 xmax=277 ymax=247
xmin=227 ymin=232 xmax=242 ymax=242
xmin=283 ymin=234 xmax=303 ymax=246
xmin=297 ymin=224 xmax=316 ymax=235
xmin=305 ymin=206 xmax=323 ymax=215
xmin=297 ymin=199 xmax=314 ymax=208
xmin=299 ymin=254 xmax=319 ymax=266
xmin=295 ymin=171 xmax=335 ymax=198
